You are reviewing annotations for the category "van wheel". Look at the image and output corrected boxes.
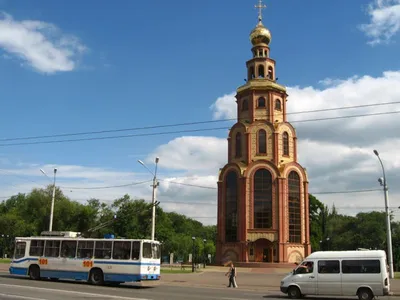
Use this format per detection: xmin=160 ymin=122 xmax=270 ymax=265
xmin=358 ymin=288 xmax=373 ymax=300
xmin=89 ymin=268 xmax=104 ymax=285
xmin=29 ymin=265 xmax=40 ymax=280
xmin=288 ymin=286 xmax=301 ymax=299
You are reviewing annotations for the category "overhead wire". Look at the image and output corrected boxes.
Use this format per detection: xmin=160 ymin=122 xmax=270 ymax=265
xmin=0 ymin=101 xmax=398 ymax=146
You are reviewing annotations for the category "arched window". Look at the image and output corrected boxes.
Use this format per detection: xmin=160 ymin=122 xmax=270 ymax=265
xmin=235 ymin=133 xmax=242 ymax=158
xmin=257 ymin=97 xmax=265 ymax=108
xmin=288 ymin=171 xmax=301 ymax=243
xmin=258 ymin=130 xmax=267 ymax=154
xmin=248 ymin=66 xmax=255 ymax=80
xmin=225 ymin=171 xmax=238 ymax=242
xmin=253 ymin=169 xmax=273 ymax=229
xmin=242 ymin=99 xmax=248 ymax=111
xmin=268 ymin=66 xmax=273 ymax=79
xmin=258 ymin=65 xmax=265 ymax=78
xmin=283 ymin=132 xmax=289 ymax=156
xmin=275 ymin=99 xmax=281 ymax=110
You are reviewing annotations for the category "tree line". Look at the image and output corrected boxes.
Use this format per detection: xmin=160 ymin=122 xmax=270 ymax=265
xmin=0 ymin=186 xmax=399 ymax=268
xmin=0 ymin=186 xmax=215 ymax=263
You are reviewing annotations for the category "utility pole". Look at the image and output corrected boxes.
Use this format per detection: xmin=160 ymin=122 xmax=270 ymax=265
xmin=41 ymin=168 xmax=57 ymax=232
xmin=374 ymin=150 xmax=394 ymax=279
xmin=138 ymin=157 xmax=160 ymax=241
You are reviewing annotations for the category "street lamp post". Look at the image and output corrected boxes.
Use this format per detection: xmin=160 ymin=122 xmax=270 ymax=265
xmin=192 ymin=237 xmax=196 ymax=272
xmin=203 ymin=239 xmax=207 ymax=268
xmin=138 ymin=157 xmax=160 ymax=241
xmin=40 ymin=168 xmax=57 ymax=232
xmin=374 ymin=149 xmax=394 ymax=279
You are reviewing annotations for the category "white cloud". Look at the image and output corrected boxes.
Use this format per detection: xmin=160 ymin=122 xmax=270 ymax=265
xmin=0 ymin=12 xmax=86 ymax=73
xmin=359 ymin=0 xmax=400 ymax=45
xmin=146 ymin=136 xmax=226 ymax=174
xmin=210 ymin=93 xmax=236 ymax=120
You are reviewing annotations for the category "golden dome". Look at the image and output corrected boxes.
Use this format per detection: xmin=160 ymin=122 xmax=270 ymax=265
xmin=249 ymin=21 xmax=271 ymax=46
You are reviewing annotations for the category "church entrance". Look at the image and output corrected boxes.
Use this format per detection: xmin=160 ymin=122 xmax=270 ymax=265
xmin=253 ymin=238 xmax=274 ymax=263
xmin=262 ymin=248 xmax=270 ymax=262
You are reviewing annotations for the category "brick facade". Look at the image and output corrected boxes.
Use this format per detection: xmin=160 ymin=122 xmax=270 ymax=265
xmin=216 ymin=13 xmax=311 ymax=265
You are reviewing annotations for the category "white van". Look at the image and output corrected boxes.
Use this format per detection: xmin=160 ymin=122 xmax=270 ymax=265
xmin=280 ymin=250 xmax=390 ymax=300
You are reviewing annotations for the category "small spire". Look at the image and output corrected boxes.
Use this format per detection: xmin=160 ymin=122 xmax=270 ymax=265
xmin=255 ymin=0 xmax=266 ymax=23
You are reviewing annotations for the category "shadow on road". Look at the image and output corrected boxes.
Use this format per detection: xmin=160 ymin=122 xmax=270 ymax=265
xmin=0 ymin=274 xmax=155 ymax=289
xmin=263 ymin=296 xmax=360 ymax=300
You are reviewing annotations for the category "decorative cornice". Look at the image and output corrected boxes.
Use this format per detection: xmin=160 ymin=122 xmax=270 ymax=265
xmin=237 ymin=79 xmax=286 ymax=94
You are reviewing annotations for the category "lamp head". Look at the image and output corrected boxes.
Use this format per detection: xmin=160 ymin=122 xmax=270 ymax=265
xmin=54 ymin=168 xmax=57 ymax=173
xmin=373 ymin=150 xmax=379 ymax=156
xmin=138 ymin=160 xmax=144 ymax=165
xmin=155 ymin=157 xmax=159 ymax=164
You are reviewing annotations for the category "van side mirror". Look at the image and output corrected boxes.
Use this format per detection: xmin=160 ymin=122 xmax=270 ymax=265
xmin=293 ymin=269 xmax=296 ymax=275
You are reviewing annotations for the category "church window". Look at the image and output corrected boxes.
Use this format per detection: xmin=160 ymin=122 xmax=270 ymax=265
xmin=268 ymin=66 xmax=274 ymax=80
xmin=288 ymin=171 xmax=301 ymax=243
xmin=253 ymin=169 xmax=273 ymax=229
xmin=283 ymin=132 xmax=289 ymax=156
xmin=258 ymin=65 xmax=265 ymax=78
xmin=258 ymin=130 xmax=267 ymax=154
xmin=242 ymin=99 xmax=248 ymax=111
xmin=225 ymin=171 xmax=238 ymax=242
xmin=275 ymin=99 xmax=282 ymax=110
xmin=235 ymin=133 xmax=242 ymax=158
xmin=257 ymin=97 xmax=266 ymax=108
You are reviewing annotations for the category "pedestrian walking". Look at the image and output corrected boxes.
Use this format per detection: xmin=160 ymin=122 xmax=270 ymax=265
xmin=225 ymin=262 xmax=238 ymax=288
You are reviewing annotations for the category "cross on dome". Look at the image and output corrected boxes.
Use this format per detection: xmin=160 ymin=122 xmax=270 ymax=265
xmin=255 ymin=0 xmax=266 ymax=22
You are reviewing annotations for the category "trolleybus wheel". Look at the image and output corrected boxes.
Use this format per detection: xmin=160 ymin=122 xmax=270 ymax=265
xmin=29 ymin=265 xmax=40 ymax=280
xmin=89 ymin=268 xmax=104 ymax=286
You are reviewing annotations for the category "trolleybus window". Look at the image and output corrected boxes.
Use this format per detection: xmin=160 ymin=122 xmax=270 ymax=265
xmin=14 ymin=242 xmax=26 ymax=259
xmin=132 ymin=241 xmax=140 ymax=260
xmin=61 ymin=240 xmax=77 ymax=258
xmin=95 ymin=241 xmax=112 ymax=259
xmin=152 ymin=243 xmax=160 ymax=259
xmin=112 ymin=241 xmax=131 ymax=260
xmin=44 ymin=240 xmax=60 ymax=257
xmin=29 ymin=240 xmax=44 ymax=256
xmin=142 ymin=242 xmax=160 ymax=259
xmin=143 ymin=242 xmax=152 ymax=258
xmin=77 ymin=241 xmax=94 ymax=258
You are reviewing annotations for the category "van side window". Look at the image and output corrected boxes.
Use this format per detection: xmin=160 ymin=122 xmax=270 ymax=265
xmin=295 ymin=261 xmax=314 ymax=274
xmin=342 ymin=260 xmax=381 ymax=274
xmin=318 ymin=260 xmax=340 ymax=273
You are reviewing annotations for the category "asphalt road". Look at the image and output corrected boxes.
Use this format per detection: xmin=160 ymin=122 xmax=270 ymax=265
xmin=0 ymin=274 xmax=274 ymax=300
xmin=1 ymin=274 xmax=400 ymax=300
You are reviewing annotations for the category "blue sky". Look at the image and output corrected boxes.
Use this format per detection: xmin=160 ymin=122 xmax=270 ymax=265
xmin=1 ymin=0 xmax=400 ymax=224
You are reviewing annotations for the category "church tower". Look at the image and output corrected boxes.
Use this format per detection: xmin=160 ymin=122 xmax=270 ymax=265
xmin=216 ymin=1 xmax=311 ymax=264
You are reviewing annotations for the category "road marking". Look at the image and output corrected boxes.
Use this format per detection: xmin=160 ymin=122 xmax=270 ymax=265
xmin=0 ymin=284 xmax=151 ymax=300
xmin=0 ymin=293 xmax=43 ymax=300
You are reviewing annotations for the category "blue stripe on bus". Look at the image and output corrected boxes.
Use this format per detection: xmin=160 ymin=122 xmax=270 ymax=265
xmin=9 ymin=267 xmax=28 ymax=276
xmin=9 ymin=267 xmax=159 ymax=282
xmin=12 ymin=258 xmax=38 ymax=264
xmin=11 ymin=258 xmax=159 ymax=267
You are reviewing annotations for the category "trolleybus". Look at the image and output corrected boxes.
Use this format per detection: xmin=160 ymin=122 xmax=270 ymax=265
xmin=9 ymin=231 xmax=161 ymax=285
